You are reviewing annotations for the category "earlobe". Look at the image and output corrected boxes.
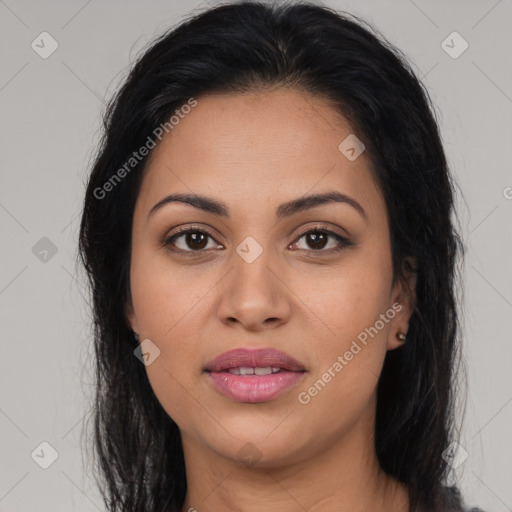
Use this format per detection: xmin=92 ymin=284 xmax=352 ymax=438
xmin=397 ymin=332 xmax=406 ymax=343
xmin=387 ymin=328 xmax=408 ymax=351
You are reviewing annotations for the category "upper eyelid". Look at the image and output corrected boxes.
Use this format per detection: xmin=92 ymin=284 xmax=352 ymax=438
xmin=294 ymin=225 xmax=348 ymax=239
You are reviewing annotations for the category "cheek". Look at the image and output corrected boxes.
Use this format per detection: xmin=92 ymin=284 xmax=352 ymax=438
xmin=130 ymin=246 xmax=214 ymax=341
xmin=292 ymin=250 xmax=392 ymax=401
xmin=129 ymin=252 xmax=214 ymax=417
xmin=293 ymin=249 xmax=392 ymax=351
xmin=293 ymin=286 xmax=390 ymax=436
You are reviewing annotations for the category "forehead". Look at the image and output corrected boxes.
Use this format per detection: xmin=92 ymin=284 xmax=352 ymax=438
xmin=137 ymin=88 xmax=384 ymax=222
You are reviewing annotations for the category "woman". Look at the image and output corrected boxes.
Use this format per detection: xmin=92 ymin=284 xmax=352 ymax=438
xmin=78 ymin=2 xmax=484 ymax=511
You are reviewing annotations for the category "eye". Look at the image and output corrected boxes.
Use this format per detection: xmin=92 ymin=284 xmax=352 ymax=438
xmin=162 ymin=225 xmax=352 ymax=255
xmin=162 ymin=226 xmax=223 ymax=253
xmin=290 ymin=227 xmax=352 ymax=254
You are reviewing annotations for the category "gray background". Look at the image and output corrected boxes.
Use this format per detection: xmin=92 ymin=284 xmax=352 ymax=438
xmin=1 ymin=0 xmax=511 ymax=510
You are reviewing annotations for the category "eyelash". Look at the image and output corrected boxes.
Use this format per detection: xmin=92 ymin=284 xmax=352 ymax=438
xmin=162 ymin=224 xmax=353 ymax=257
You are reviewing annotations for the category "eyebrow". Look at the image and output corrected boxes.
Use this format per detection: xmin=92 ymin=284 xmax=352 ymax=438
xmin=147 ymin=190 xmax=368 ymax=222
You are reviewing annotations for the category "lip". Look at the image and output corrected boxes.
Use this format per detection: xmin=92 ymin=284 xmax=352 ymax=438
xmin=204 ymin=347 xmax=306 ymax=373
xmin=204 ymin=348 xmax=307 ymax=403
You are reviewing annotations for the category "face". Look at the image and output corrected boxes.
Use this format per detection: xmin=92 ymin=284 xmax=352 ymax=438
xmin=126 ymin=88 xmax=415 ymax=468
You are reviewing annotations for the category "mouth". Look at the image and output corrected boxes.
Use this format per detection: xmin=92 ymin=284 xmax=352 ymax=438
xmin=204 ymin=347 xmax=306 ymax=373
xmin=203 ymin=347 xmax=306 ymax=403
xmin=221 ymin=366 xmax=286 ymax=375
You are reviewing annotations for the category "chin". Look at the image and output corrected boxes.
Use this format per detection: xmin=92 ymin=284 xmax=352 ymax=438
xmin=206 ymin=420 xmax=310 ymax=468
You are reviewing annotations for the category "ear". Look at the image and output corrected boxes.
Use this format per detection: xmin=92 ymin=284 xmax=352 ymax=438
xmin=386 ymin=256 xmax=417 ymax=351
xmin=124 ymin=296 xmax=138 ymax=335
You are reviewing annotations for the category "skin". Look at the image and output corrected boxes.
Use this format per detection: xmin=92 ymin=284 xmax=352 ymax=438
xmin=126 ymin=88 xmax=416 ymax=512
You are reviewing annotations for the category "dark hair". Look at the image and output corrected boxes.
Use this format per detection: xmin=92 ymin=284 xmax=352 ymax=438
xmin=78 ymin=1 xmax=468 ymax=511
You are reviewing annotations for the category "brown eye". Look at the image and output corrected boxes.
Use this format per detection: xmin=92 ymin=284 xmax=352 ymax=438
xmin=181 ymin=232 xmax=209 ymax=250
xmin=303 ymin=231 xmax=329 ymax=250
xmin=164 ymin=228 xmax=222 ymax=252
xmin=290 ymin=228 xmax=351 ymax=254
xmin=163 ymin=225 xmax=351 ymax=256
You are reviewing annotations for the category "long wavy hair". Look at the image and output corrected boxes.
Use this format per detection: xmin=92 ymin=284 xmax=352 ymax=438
xmin=78 ymin=2 xmax=467 ymax=511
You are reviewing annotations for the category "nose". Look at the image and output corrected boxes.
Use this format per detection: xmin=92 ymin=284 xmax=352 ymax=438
xmin=216 ymin=244 xmax=292 ymax=332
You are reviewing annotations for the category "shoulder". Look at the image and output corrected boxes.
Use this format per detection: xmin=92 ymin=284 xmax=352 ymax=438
xmin=438 ymin=485 xmax=486 ymax=512
xmin=415 ymin=486 xmax=486 ymax=512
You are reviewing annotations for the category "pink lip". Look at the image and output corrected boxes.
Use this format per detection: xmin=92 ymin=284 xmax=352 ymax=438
xmin=204 ymin=348 xmax=307 ymax=403
xmin=204 ymin=348 xmax=306 ymax=372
